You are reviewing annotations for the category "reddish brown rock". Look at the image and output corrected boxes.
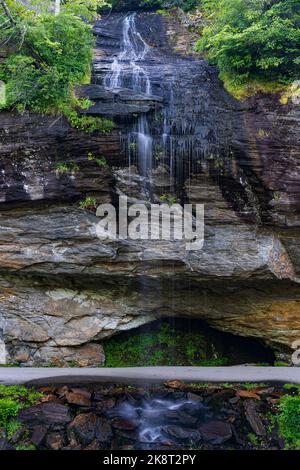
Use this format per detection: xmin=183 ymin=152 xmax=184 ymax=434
xmin=95 ymin=398 xmax=116 ymax=412
xmin=64 ymin=388 xmax=91 ymax=407
xmin=68 ymin=413 xmax=112 ymax=445
xmin=111 ymin=418 xmax=139 ymax=431
xmin=45 ymin=432 xmax=65 ymax=450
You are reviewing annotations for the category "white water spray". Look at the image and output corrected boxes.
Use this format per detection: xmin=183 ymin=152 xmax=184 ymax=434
xmin=104 ymin=13 xmax=153 ymax=176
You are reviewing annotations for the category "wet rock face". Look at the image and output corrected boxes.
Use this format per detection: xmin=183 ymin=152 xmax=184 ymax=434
xmin=0 ymin=113 xmax=123 ymax=206
xmin=0 ymin=12 xmax=299 ymax=365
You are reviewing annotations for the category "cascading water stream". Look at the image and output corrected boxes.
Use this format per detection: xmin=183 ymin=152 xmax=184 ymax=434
xmin=104 ymin=13 xmax=153 ymax=177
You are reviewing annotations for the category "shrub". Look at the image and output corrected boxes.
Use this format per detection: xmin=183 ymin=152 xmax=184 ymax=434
xmin=196 ymin=0 xmax=300 ymax=94
xmin=0 ymin=399 xmax=20 ymax=428
xmin=279 ymin=395 xmax=300 ymax=449
xmin=79 ymin=196 xmax=97 ymax=210
xmin=65 ymin=109 xmax=114 ymax=134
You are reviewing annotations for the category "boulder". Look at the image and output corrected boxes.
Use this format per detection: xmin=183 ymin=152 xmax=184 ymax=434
xmin=199 ymin=421 xmax=232 ymax=445
xmin=19 ymin=402 xmax=72 ymax=430
xmin=68 ymin=413 xmax=112 ymax=445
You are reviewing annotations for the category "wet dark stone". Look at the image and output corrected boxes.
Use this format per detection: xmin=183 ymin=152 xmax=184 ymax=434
xmin=159 ymin=409 xmax=198 ymax=427
xmin=229 ymin=397 xmax=240 ymax=405
xmin=116 ymin=429 xmax=139 ymax=442
xmin=0 ymin=437 xmax=15 ymax=450
xmin=111 ymin=418 xmax=139 ymax=430
xmin=180 ymin=402 xmax=208 ymax=418
xmin=207 ymin=389 xmax=236 ymax=407
xmin=30 ymin=425 xmax=48 ymax=446
xmin=68 ymin=413 xmax=113 ymax=445
xmin=244 ymin=400 xmax=266 ymax=436
xmin=187 ymin=392 xmax=203 ymax=403
xmin=177 ymin=411 xmax=199 ymax=427
xmin=150 ymin=389 xmax=171 ymax=399
xmin=86 ymin=102 xmax=156 ymax=116
xmin=19 ymin=402 xmax=72 ymax=430
xmin=162 ymin=425 xmax=201 ymax=443
xmin=199 ymin=420 xmax=233 ymax=445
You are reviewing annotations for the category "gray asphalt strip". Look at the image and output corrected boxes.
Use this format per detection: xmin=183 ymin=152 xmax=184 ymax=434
xmin=0 ymin=367 xmax=299 ymax=386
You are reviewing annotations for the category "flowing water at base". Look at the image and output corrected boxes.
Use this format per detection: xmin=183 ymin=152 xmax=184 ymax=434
xmin=108 ymin=395 xmax=211 ymax=446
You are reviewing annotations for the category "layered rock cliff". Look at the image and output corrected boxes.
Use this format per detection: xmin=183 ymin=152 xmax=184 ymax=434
xmin=0 ymin=12 xmax=299 ymax=366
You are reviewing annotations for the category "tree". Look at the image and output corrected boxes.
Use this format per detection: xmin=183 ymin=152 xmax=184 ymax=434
xmin=0 ymin=0 xmax=114 ymax=133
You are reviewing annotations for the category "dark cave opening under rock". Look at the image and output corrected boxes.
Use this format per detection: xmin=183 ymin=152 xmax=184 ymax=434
xmin=103 ymin=318 xmax=276 ymax=367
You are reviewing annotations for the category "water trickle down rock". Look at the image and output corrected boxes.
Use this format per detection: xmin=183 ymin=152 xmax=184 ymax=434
xmin=103 ymin=13 xmax=153 ymax=179
xmin=0 ymin=11 xmax=299 ymax=365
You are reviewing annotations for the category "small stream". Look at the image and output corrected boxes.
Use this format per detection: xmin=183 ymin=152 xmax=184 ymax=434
xmin=107 ymin=394 xmax=211 ymax=447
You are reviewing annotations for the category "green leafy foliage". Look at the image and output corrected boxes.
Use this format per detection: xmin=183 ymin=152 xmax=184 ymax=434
xmin=16 ymin=443 xmax=36 ymax=451
xmin=0 ymin=398 xmax=20 ymax=427
xmin=79 ymin=196 xmax=97 ymax=210
xmin=6 ymin=419 xmax=22 ymax=440
xmin=0 ymin=385 xmax=42 ymax=404
xmin=279 ymin=394 xmax=300 ymax=449
xmin=196 ymin=0 xmax=300 ymax=95
xmin=65 ymin=109 xmax=114 ymax=133
xmin=55 ymin=161 xmax=80 ymax=174
xmin=61 ymin=0 xmax=109 ymax=21
xmin=0 ymin=385 xmax=42 ymax=435
xmin=0 ymin=12 xmax=93 ymax=112
xmin=0 ymin=1 xmax=113 ymax=132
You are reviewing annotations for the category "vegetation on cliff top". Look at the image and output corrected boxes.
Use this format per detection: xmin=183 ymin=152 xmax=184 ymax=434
xmin=1 ymin=0 xmax=298 ymax=121
xmin=0 ymin=0 xmax=113 ymax=132
xmin=109 ymin=1 xmax=201 ymax=12
xmin=196 ymin=0 xmax=300 ymax=98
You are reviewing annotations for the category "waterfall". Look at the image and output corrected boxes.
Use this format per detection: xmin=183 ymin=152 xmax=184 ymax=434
xmin=104 ymin=13 xmax=153 ymax=177
xmin=137 ymin=114 xmax=153 ymax=177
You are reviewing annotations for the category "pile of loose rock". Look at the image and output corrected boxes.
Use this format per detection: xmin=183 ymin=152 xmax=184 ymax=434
xmin=1 ymin=382 xmax=293 ymax=450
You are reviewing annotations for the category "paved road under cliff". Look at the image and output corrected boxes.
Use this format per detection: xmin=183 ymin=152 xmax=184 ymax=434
xmin=0 ymin=367 xmax=299 ymax=386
